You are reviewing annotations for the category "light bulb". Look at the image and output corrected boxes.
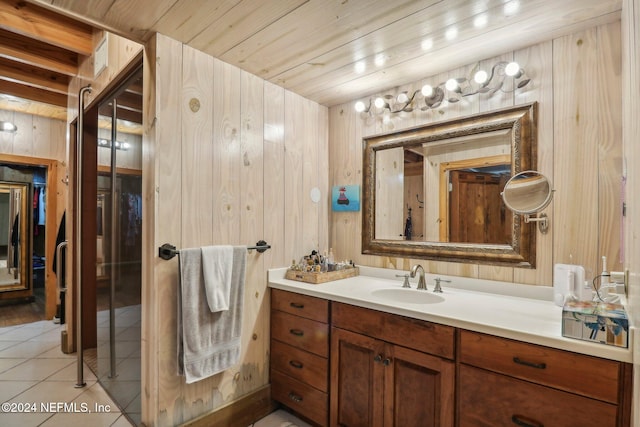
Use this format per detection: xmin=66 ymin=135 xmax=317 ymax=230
xmin=445 ymin=78 xmax=458 ymax=91
xmin=397 ymin=92 xmax=409 ymax=103
xmin=374 ymin=97 xmax=385 ymax=109
xmin=474 ymin=70 xmax=488 ymax=84
xmin=505 ymin=62 xmax=521 ymax=77
xmin=445 ymin=27 xmax=458 ymax=41
xmin=0 ymin=121 xmax=17 ymax=132
xmin=421 ymin=85 xmax=433 ymax=97
xmin=354 ymin=101 xmax=366 ymax=112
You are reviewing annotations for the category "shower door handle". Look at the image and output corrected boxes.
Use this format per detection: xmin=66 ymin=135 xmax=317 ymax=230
xmin=55 ymin=241 xmax=67 ymax=291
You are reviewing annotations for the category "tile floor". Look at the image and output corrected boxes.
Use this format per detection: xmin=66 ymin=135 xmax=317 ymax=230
xmin=95 ymin=305 xmax=142 ymax=425
xmin=250 ymin=409 xmax=312 ymax=427
xmin=0 ymin=320 xmax=133 ymax=427
xmin=0 ymin=318 xmax=311 ymax=427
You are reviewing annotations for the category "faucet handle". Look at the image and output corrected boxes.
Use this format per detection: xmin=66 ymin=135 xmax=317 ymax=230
xmin=395 ymin=274 xmax=411 ymax=288
xmin=433 ymin=277 xmax=451 ymax=293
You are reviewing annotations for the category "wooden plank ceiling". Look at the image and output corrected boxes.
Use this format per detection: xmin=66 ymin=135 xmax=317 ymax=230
xmin=0 ymin=0 xmax=623 ymax=118
xmin=0 ymin=0 xmax=93 ymax=117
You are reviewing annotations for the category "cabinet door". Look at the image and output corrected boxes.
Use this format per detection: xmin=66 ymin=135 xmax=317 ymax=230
xmin=385 ymin=344 xmax=454 ymax=427
xmin=331 ymin=327 xmax=384 ymax=427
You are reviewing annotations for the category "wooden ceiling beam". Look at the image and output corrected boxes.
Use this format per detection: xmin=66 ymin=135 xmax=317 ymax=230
xmin=0 ymin=0 xmax=93 ymax=55
xmin=0 ymin=28 xmax=78 ymax=76
xmin=0 ymin=56 xmax=69 ymax=94
xmin=0 ymin=79 xmax=67 ymax=107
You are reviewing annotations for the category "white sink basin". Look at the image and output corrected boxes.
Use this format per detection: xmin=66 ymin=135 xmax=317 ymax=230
xmin=371 ymin=288 xmax=445 ymax=304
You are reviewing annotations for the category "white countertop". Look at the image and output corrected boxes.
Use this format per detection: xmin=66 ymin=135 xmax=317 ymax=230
xmin=268 ymin=266 xmax=634 ymax=363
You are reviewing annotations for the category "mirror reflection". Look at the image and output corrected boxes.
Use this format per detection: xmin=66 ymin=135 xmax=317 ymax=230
xmin=362 ymin=103 xmax=538 ymax=266
xmin=0 ymin=182 xmax=29 ymax=292
xmin=502 ymin=171 xmax=553 ymax=214
xmin=376 ymin=130 xmax=512 ymax=244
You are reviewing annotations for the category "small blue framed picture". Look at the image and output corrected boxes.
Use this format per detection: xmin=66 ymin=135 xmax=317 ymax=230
xmin=332 ymin=185 xmax=360 ymax=211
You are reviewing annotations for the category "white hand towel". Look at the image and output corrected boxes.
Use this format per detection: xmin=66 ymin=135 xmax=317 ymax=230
xmin=201 ymin=245 xmax=233 ymax=312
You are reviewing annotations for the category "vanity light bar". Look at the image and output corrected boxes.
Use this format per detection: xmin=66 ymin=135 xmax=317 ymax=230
xmin=98 ymin=138 xmax=130 ymax=150
xmin=354 ymin=61 xmax=530 ymax=116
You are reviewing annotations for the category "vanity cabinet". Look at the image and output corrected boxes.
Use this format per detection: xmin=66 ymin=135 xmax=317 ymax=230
xmin=330 ymin=302 xmax=455 ymax=427
xmin=458 ymin=330 xmax=632 ymax=427
xmin=270 ymin=289 xmax=330 ymax=426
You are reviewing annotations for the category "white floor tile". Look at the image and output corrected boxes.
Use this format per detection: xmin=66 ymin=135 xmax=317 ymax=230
xmin=250 ymin=409 xmax=313 ymax=427
xmin=0 ymin=380 xmax=38 ymax=402
xmin=0 ymin=358 xmax=72 ymax=381
xmin=0 ymin=358 xmax=26 ymax=374
xmin=0 ymin=340 xmax=59 ymax=359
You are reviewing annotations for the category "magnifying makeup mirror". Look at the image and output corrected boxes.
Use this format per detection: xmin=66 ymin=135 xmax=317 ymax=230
xmin=501 ymin=170 xmax=553 ymax=233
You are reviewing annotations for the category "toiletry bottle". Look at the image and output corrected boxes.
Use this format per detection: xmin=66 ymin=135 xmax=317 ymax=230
xmin=328 ymin=248 xmax=335 ymax=264
xmin=582 ymin=280 xmax=593 ymax=301
xmin=600 ymin=256 xmax=610 ymax=300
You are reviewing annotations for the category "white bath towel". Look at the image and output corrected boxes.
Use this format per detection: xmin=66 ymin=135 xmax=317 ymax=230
xmin=201 ymin=245 xmax=233 ymax=312
xmin=177 ymin=246 xmax=246 ymax=384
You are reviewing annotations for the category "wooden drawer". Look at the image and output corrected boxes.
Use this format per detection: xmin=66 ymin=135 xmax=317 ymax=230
xmin=271 ymin=369 xmax=328 ymax=427
xmin=271 ymin=340 xmax=328 ymax=392
xmin=271 ymin=310 xmax=329 ymax=357
xmin=458 ymin=364 xmax=618 ymax=427
xmin=331 ymin=302 xmax=455 ymax=359
xmin=459 ymin=330 xmax=621 ymax=403
xmin=272 ymin=288 xmax=329 ymax=322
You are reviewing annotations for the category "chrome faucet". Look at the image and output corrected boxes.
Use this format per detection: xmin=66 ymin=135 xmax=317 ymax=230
xmin=433 ymin=277 xmax=451 ymax=293
xmin=410 ymin=264 xmax=427 ymax=290
xmin=395 ymin=274 xmax=411 ymax=288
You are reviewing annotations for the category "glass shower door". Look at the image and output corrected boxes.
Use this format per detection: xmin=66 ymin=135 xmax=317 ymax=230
xmin=94 ymin=67 xmax=143 ymax=425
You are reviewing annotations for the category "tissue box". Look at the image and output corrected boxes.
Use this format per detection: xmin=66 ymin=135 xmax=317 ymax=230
xmin=562 ymin=301 xmax=629 ymax=348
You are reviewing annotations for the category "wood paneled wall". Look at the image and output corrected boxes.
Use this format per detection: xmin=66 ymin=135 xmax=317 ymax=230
xmin=621 ymin=0 xmax=639 ymax=425
xmin=0 ymin=111 xmax=66 ymax=161
xmin=142 ymin=34 xmax=328 ymax=426
xmin=329 ymin=21 xmax=622 ymax=287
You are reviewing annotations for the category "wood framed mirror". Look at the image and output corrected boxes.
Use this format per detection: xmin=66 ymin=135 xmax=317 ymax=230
xmin=362 ymin=102 xmax=538 ymax=267
xmin=0 ymin=182 xmax=31 ymax=294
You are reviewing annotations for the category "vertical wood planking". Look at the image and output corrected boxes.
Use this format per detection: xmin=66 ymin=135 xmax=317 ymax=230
xmin=146 ymin=34 xmax=329 ymax=426
xmin=212 ymin=58 xmax=242 ymax=245
xmin=240 ymin=69 xmax=268 ymax=387
xmin=181 ymin=45 xmax=214 ymax=247
xmin=284 ymin=91 xmax=304 ymax=259
xmin=149 ymin=34 xmax=184 ymax=427
xmin=263 ymin=82 xmax=286 ymax=269
xmin=596 ymin=21 xmax=623 ymax=274
xmin=317 ymin=105 xmax=329 ymax=254
xmin=329 ymin=104 xmax=360 ymax=264
xmin=302 ymin=97 xmax=320 ymax=252
xmin=553 ymin=28 xmax=600 ymax=278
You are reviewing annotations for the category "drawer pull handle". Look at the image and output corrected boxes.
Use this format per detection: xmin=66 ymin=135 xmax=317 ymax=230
xmin=289 ymin=360 xmax=304 ymax=369
xmin=513 ymin=357 xmax=546 ymax=370
xmin=511 ymin=415 xmax=543 ymax=427
xmin=382 ymin=358 xmax=392 ymax=366
xmin=288 ymin=392 xmax=303 ymax=403
xmin=289 ymin=329 xmax=304 ymax=337
xmin=290 ymin=302 xmax=305 ymax=309
xmin=374 ymin=354 xmax=383 ymax=363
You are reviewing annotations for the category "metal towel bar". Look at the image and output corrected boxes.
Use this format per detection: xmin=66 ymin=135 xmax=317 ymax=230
xmin=158 ymin=240 xmax=271 ymax=261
